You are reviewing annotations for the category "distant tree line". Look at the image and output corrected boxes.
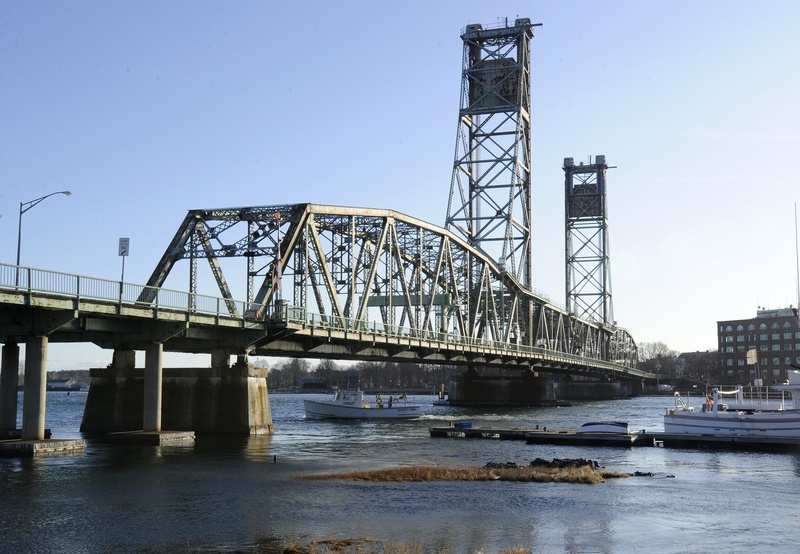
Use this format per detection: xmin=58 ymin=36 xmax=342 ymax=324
xmin=637 ymin=342 xmax=718 ymax=382
xmin=260 ymin=358 xmax=464 ymax=391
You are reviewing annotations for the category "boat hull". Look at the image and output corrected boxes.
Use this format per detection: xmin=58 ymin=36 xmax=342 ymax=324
xmin=664 ymin=410 xmax=800 ymax=438
xmin=304 ymin=399 xmax=421 ymax=420
xmin=577 ymin=421 xmax=632 ymax=434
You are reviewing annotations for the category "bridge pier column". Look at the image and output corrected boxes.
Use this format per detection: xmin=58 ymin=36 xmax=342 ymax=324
xmin=210 ymin=349 xmax=230 ymax=368
xmin=0 ymin=343 xmax=20 ymax=431
xmin=112 ymin=349 xmax=136 ymax=368
xmin=21 ymin=336 xmax=48 ymax=440
xmin=143 ymin=343 xmax=163 ymax=432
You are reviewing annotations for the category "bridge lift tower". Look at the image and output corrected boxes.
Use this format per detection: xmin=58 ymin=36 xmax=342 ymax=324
xmin=446 ymin=18 xmax=537 ymax=288
xmin=564 ymin=156 xmax=614 ymax=326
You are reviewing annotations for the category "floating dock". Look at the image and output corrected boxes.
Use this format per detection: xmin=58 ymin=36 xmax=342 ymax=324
xmin=430 ymin=424 xmax=647 ymax=447
xmin=647 ymin=432 xmax=800 ymax=452
xmin=430 ymin=424 xmax=800 ymax=451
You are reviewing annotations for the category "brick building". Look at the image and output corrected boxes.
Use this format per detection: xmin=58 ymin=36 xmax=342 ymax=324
xmin=717 ymin=307 xmax=800 ymax=384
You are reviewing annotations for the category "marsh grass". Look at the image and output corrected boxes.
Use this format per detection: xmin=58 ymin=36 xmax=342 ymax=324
xmin=279 ymin=537 xmax=536 ymax=554
xmin=295 ymin=464 xmax=629 ymax=484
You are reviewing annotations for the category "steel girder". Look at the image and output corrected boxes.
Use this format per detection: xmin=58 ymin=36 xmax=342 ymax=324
xmin=140 ymin=203 xmax=637 ymax=369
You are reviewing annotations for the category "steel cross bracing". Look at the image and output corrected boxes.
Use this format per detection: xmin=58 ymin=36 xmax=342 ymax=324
xmin=139 ymin=203 xmax=637 ymax=370
xmin=564 ymin=156 xmax=614 ymax=327
xmin=445 ymin=19 xmax=534 ymax=289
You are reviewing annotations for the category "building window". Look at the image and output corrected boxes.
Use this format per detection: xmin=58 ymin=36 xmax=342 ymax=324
xmin=725 ymin=336 xmax=733 ymax=343
xmin=737 ymin=359 xmax=745 ymax=366
xmin=772 ymin=323 xmax=780 ymax=329
xmin=760 ymin=323 xmax=767 ymax=330
xmin=736 ymin=325 xmax=744 ymax=331
xmin=761 ymin=357 xmax=769 ymax=366
xmin=760 ymin=333 xmax=768 ymax=341
xmin=786 ymin=357 xmax=792 ymax=365
xmin=773 ymin=357 xmax=780 ymax=366
xmin=774 ymin=368 xmax=782 ymax=378
xmin=737 ymin=335 xmax=745 ymax=342
xmin=784 ymin=333 xmax=793 ymax=340
xmin=772 ymin=333 xmax=780 ymax=340
xmin=772 ymin=344 xmax=780 ymax=351
xmin=726 ymin=359 xmax=733 ymax=367
xmin=748 ymin=324 xmax=756 ymax=331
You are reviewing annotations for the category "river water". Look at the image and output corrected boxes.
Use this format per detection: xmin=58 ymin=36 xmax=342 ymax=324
xmin=2 ymin=391 xmax=799 ymax=553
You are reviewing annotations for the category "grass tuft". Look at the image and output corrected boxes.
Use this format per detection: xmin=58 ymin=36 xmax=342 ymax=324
xmin=295 ymin=464 xmax=629 ymax=484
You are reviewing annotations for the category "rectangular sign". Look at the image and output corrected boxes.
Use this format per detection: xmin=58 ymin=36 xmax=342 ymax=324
xmin=118 ymin=237 xmax=130 ymax=257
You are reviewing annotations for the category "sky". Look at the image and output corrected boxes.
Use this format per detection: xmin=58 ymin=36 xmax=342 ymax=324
xmin=2 ymin=1 xmax=799 ymax=370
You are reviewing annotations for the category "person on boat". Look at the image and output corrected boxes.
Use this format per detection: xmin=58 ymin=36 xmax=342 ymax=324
xmin=702 ymin=393 xmax=713 ymax=412
xmin=377 ymin=394 xmax=383 ymax=408
xmin=388 ymin=395 xmax=394 ymax=408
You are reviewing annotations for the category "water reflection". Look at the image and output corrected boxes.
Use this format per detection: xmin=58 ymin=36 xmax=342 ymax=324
xmin=4 ymin=393 xmax=800 ymax=552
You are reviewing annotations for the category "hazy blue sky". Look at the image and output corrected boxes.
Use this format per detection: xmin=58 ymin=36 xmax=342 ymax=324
xmin=2 ymin=1 xmax=799 ymax=370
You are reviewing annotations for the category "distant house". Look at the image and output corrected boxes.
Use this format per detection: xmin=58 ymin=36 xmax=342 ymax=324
xmin=47 ymin=379 xmax=80 ymax=391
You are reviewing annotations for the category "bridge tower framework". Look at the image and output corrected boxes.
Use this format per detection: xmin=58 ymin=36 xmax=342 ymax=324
xmin=445 ymin=18 xmax=537 ymax=288
xmin=564 ymin=155 xmax=614 ymax=326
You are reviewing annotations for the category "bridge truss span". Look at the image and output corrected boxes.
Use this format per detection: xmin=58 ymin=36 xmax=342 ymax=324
xmin=142 ymin=203 xmax=638 ymax=373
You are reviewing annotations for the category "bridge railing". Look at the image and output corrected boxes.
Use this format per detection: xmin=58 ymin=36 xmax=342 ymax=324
xmin=0 ymin=263 xmax=260 ymax=320
xmin=278 ymin=303 xmax=642 ymax=376
xmin=1 ymin=263 xmax=644 ymax=377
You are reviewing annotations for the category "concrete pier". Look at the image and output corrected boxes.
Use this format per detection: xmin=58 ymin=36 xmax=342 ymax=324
xmin=0 ymin=438 xmax=86 ymax=457
xmin=0 ymin=337 xmax=87 ymax=457
xmin=143 ymin=342 xmax=163 ymax=432
xmin=0 ymin=343 xmax=19 ymax=431
xmin=21 ymin=335 xmax=48 ymax=440
xmin=81 ymin=361 xmax=273 ymax=436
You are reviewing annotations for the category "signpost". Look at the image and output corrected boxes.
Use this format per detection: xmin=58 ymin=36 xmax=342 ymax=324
xmin=119 ymin=238 xmax=129 ymax=302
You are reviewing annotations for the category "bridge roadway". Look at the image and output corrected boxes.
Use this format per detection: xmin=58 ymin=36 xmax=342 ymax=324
xmin=0 ymin=262 xmax=652 ymax=441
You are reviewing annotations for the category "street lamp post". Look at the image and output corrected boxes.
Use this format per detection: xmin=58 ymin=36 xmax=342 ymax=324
xmin=16 ymin=190 xmax=72 ymax=285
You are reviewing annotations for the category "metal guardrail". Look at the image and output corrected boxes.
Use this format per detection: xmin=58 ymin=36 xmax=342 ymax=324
xmin=0 ymin=263 xmax=644 ymax=377
xmin=0 ymin=263 xmax=259 ymax=321
xmin=280 ymin=304 xmax=644 ymax=377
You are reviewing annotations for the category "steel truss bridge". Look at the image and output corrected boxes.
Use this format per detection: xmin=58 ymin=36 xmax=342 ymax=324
xmin=127 ymin=203 xmax=645 ymax=380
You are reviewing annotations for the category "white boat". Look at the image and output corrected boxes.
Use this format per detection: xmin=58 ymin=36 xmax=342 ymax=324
xmin=304 ymin=390 xmax=421 ymax=419
xmin=664 ymin=370 xmax=800 ymax=438
xmin=577 ymin=421 xmax=634 ymax=434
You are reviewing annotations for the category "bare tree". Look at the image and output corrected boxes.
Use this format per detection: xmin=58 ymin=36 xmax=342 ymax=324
xmin=280 ymin=358 xmax=310 ymax=388
xmin=638 ymin=341 xmax=680 ymax=376
xmin=314 ymin=358 xmax=339 ymax=386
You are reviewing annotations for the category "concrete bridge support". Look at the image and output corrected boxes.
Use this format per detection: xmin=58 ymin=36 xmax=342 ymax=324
xmin=143 ymin=343 xmax=163 ymax=432
xmin=0 ymin=343 xmax=20 ymax=431
xmin=21 ymin=336 xmax=47 ymax=440
xmin=448 ymin=368 xmax=551 ymax=407
xmin=81 ymin=352 xmax=273 ymax=435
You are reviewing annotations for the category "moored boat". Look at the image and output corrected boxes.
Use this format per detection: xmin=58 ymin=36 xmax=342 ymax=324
xmin=663 ymin=370 xmax=800 ymax=438
xmin=577 ymin=421 xmax=634 ymax=434
xmin=304 ymin=390 xmax=421 ymax=419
